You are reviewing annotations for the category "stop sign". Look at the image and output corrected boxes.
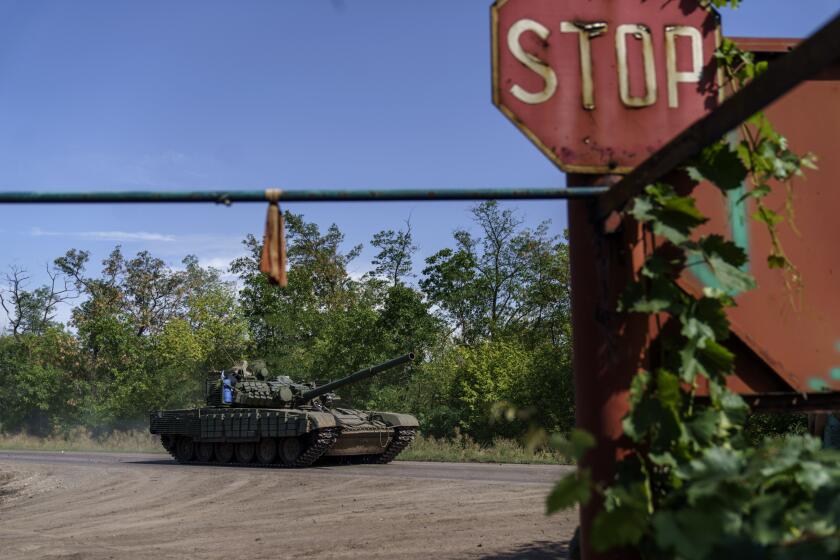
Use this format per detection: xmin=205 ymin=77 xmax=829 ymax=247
xmin=492 ymin=0 xmax=722 ymax=173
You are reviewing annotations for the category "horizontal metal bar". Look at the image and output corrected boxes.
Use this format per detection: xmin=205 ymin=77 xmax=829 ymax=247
xmin=597 ymin=10 xmax=840 ymax=220
xmin=0 ymin=187 xmax=609 ymax=204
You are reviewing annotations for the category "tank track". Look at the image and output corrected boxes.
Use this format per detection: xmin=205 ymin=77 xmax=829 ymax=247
xmin=163 ymin=438 xmax=190 ymax=464
xmin=160 ymin=435 xmax=176 ymax=455
xmin=292 ymin=427 xmax=340 ymax=467
xmin=163 ymin=441 xmax=180 ymax=463
xmin=371 ymin=427 xmax=416 ymax=464
xmin=161 ymin=427 xmax=341 ymax=468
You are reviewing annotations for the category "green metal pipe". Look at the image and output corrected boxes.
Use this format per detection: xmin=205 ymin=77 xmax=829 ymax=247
xmin=0 ymin=187 xmax=608 ymax=204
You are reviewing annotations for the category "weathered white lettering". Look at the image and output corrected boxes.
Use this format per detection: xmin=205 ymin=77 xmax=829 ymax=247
xmin=560 ymin=21 xmax=608 ymax=110
xmin=507 ymin=19 xmax=557 ymax=104
xmin=615 ymin=24 xmax=657 ymax=108
xmin=665 ymin=26 xmax=704 ymax=108
xmin=505 ymin=19 xmax=706 ymax=111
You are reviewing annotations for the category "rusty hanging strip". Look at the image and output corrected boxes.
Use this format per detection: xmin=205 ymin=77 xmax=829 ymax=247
xmin=259 ymin=189 xmax=287 ymax=287
xmin=596 ymin=10 xmax=840 ymax=221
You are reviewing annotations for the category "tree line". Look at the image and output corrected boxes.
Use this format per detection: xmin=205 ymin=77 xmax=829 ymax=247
xmin=0 ymin=202 xmax=574 ymax=442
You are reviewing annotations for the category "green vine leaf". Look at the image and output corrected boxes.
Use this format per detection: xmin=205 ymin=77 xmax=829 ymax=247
xmin=592 ymin=506 xmax=649 ymax=551
xmin=676 ymin=447 xmax=744 ymax=487
xmin=652 ymin=508 xmax=743 ymax=560
xmin=620 ymin=277 xmax=683 ymax=314
xmin=632 ymin=184 xmax=708 ymax=245
xmin=682 ymin=296 xmax=731 ymax=343
xmin=696 ymin=339 xmax=736 ymax=380
xmin=686 ymin=408 xmax=723 ymax=445
xmin=546 ymin=468 xmax=592 ymax=514
xmin=767 ymin=254 xmax=787 ymax=269
xmin=687 ymin=142 xmax=749 ymax=192
xmin=552 ymin=428 xmax=596 ymax=461
xmin=795 ymin=461 xmax=832 ymax=491
xmin=753 ymin=206 xmax=784 ymax=227
xmin=699 ymin=235 xmax=748 ymax=268
xmin=708 ymin=0 xmax=742 ymax=10
xmin=695 ymin=235 xmax=756 ymax=293
xmin=577 ymin=4 xmax=829 ymax=556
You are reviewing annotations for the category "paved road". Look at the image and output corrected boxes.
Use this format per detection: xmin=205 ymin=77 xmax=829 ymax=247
xmin=0 ymin=450 xmax=577 ymax=559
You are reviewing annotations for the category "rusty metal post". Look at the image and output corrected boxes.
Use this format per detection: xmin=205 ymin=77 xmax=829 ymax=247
xmin=568 ymin=174 xmax=650 ymax=560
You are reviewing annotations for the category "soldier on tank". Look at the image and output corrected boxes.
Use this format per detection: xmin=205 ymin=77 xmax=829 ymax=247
xmin=221 ymin=371 xmax=234 ymax=404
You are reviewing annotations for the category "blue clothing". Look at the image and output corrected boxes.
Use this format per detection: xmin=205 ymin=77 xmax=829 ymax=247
xmin=222 ymin=372 xmax=233 ymax=404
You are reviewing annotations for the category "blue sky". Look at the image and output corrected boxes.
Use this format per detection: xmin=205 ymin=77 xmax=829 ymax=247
xmin=0 ymin=0 xmax=837 ymax=320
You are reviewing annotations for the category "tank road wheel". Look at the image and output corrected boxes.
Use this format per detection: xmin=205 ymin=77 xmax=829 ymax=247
xmin=235 ymin=442 xmax=256 ymax=464
xmin=278 ymin=437 xmax=302 ymax=466
xmin=214 ymin=442 xmax=235 ymax=464
xmin=195 ymin=442 xmax=214 ymax=462
xmin=175 ymin=437 xmax=195 ymax=463
xmin=256 ymin=438 xmax=277 ymax=464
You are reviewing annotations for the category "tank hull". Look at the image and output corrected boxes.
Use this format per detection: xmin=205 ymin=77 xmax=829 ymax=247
xmin=150 ymin=406 xmax=418 ymax=467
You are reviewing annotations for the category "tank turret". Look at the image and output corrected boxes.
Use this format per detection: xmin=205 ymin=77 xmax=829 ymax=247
xmin=210 ymin=353 xmax=414 ymax=409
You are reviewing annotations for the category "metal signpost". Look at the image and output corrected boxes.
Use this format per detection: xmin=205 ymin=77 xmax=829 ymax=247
xmin=493 ymin=2 xmax=723 ymax=558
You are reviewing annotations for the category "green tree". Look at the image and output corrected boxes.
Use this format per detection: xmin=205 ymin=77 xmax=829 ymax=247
xmin=434 ymin=339 xmax=532 ymax=440
xmin=0 ymin=265 xmax=75 ymax=337
xmin=421 ymin=232 xmax=484 ymax=343
xmin=0 ymin=327 xmax=81 ymax=434
xmin=370 ymin=220 xmax=416 ymax=287
xmin=421 ymin=202 xmax=569 ymax=344
xmin=418 ymin=202 xmax=574 ymax=439
xmin=49 ymin=246 xmax=248 ymax=425
xmin=229 ymin=211 xmax=367 ymax=378
xmin=231 ymin=213 xmax=443 ymax=408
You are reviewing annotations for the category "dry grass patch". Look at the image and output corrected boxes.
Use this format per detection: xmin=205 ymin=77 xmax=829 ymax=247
xmin=397 ymin=433 xmax=570 ymax=465
xmin=0 ymin=429 xmax=162 ymax=454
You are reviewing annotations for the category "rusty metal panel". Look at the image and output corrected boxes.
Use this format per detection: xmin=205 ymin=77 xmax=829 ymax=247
xmin=492 ymin=0 xmax=721 ymax=174
xmin=682 ymin=41 xmax=840 ymax=395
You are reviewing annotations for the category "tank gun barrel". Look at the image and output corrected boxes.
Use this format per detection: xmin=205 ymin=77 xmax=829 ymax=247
xmin=299 ymin=353 xmax=415 ymax=403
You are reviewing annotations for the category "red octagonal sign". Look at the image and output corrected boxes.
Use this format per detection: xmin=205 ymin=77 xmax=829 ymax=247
xmin=492 ymin=0 xmax=722 ymax=173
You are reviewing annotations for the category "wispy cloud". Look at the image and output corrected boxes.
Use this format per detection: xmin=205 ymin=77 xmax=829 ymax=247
xmin=31 ymin=227 xmax=176 ymax=243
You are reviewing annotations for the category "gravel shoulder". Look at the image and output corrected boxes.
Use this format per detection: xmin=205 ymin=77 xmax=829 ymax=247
xmin=0 ymin=451 xmax=577 ymax=559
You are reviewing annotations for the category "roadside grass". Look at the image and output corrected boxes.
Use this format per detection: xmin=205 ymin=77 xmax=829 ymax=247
xmin=0 ymin=429 xmax=162 ymax=454
xmin=0 ymin=430 xmax=571 ymax=465
xmin=398 ymin=433 xmax=571 ymax=465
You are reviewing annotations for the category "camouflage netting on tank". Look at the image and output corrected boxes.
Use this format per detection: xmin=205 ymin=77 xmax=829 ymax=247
xmin=332 ymin=408 xmax=389 ymax=432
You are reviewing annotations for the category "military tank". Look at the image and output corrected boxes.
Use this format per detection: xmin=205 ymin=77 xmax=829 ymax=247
xmin=150 ymin=353 xmax=418 ymax=467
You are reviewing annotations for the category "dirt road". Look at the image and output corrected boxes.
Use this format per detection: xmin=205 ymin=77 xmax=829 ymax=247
xmin=0 ymin=451 xmax=577 ymax=559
